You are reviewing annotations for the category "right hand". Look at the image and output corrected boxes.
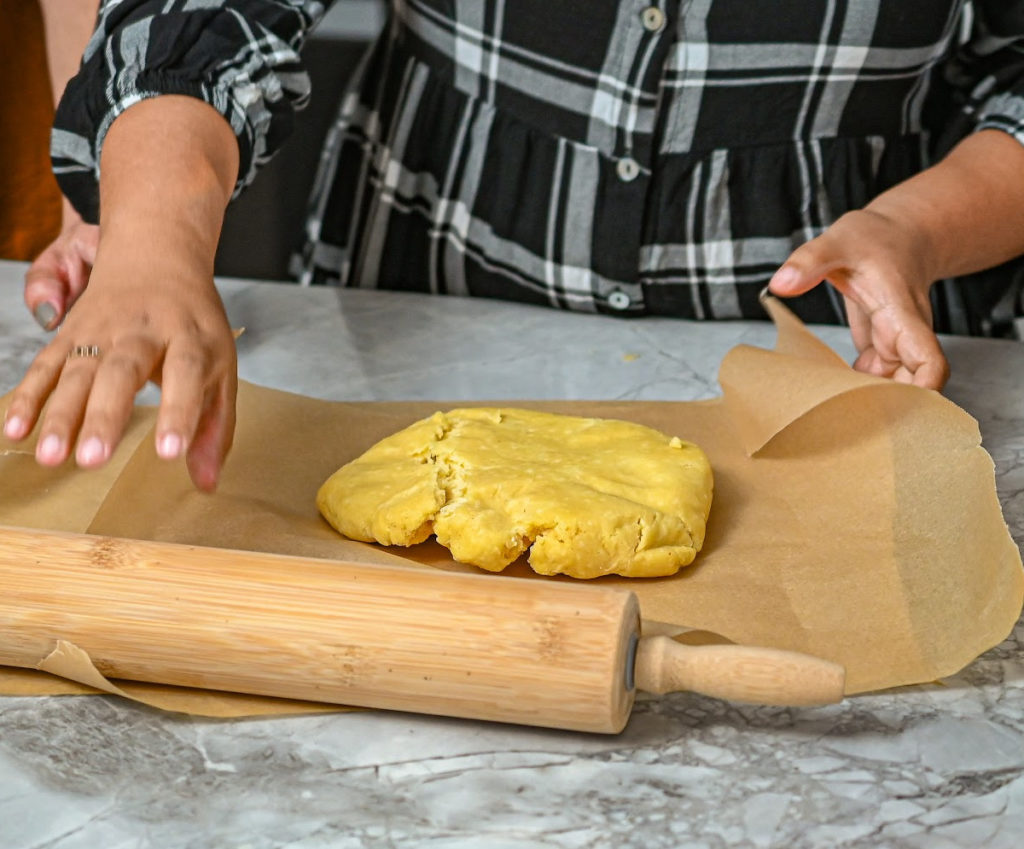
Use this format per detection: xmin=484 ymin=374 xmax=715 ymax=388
xmin=23 ymin=201 xmax=99 ymax=330
xmin=5 ymin=243 xmax=238 ymax=492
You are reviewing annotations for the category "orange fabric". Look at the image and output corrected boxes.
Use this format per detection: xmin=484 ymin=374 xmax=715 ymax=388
xmin=0 ymin=1 xmax=62 ymax=261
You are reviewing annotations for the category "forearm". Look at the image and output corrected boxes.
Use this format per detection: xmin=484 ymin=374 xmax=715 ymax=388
xmin=865 ymin=130 xmax=1024 ymax=283
xmin=96 ymin=95 xmax=239 ymax=282
xmin=39 ymin=0 xmax=99 ymax=107
xmin=51 ymin=1 xmax=322 ymax=226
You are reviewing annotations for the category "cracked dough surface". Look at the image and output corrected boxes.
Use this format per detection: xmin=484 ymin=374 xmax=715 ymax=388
xmin=316 ymin=408 xmax=713 ymax=579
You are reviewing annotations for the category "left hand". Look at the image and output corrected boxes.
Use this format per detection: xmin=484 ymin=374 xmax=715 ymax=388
xmin=768 ymin=208 xmax=949 ymax=390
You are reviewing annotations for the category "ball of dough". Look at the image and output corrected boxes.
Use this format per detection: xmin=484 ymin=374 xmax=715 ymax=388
xmin=317 ymin=408 xmax=713 ymax=579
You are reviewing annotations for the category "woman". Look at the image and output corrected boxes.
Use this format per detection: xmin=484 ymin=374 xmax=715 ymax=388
xmin=7 ymin=0 xmax=1024 ymax=491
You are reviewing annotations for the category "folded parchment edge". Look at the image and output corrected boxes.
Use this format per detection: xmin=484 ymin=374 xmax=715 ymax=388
xmin=31 ymin=639 xmax=346 ymax=719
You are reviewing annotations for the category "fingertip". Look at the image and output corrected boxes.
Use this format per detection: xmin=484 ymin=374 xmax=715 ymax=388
xmin=768 ymin=264 xmax=814 ymax=296
xmin=913 ymin=360 xmax=950 ymax=391
xmin=185 ymin=432 xmax=225 ymax=493
xmin=853 ymin=348 xmax=895 ymax=379
xmin=36 ymin=433 xmax=67 ymax=466
xmin=3 ymin=413 xmax=27 ymax=441
xmin=187 ymin=454 xmax=221 ymax=493
xmin=76 ymin=436 xmax=110 ymax=468
xmin=156 ymin=431 xmax=184 ymax=460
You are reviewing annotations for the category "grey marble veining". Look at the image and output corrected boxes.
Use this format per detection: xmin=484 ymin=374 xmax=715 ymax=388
xmin=1 ymin=260 xmax=1023 ymax=849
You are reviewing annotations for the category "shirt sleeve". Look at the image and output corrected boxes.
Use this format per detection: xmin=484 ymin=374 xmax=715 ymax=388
xmin=935 ymin=2 xmax=1024 ymax=152
xmin=51 ymin=0 xmax=329 ymax=223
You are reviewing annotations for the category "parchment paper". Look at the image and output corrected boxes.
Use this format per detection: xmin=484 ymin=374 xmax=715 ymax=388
xmin=2 ymin=297 xmax=1021 ymax=715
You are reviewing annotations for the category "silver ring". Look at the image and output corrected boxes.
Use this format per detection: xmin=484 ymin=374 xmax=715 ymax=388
xmin=67 ymin=344 xmax=102 ymax=360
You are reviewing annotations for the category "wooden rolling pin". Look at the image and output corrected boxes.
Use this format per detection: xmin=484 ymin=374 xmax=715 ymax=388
xmin=0 ymin=525 xmax=844 ymax=733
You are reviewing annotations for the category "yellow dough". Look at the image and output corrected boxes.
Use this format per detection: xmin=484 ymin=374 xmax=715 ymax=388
xmin=317 ymin=408 xmax=713 ymax=579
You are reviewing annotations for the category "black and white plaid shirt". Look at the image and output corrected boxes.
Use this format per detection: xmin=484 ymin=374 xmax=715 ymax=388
xmin=54 ymin=1 xmax=1024 ymax=333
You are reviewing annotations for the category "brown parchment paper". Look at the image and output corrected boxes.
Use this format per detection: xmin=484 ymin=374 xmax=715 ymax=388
xmin=2 ymin=297 xmax=1021 ymax=715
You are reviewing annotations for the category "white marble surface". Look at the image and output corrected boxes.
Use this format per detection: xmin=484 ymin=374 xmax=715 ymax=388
xmin=1 ymin=259 xmax=1022 ymax=849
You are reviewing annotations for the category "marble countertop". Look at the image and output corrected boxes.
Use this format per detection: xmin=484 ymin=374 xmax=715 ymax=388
xmin=1 ymin=259 xmax=1022 ymax=849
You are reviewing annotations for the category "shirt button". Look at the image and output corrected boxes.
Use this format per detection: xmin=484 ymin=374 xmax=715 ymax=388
xmin=641 ymin=6 xmax=666 ymax=32
xmin=616 ymin=157 xmax=640 ymax=182
xmin=608 ymin=290 xmax=632 ymax=310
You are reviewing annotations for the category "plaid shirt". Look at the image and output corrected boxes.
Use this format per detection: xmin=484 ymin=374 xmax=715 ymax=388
xmin=54 ymin=1 xmax=1024 ymax=332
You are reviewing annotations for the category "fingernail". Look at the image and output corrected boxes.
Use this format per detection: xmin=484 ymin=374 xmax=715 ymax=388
xmin=769 ymin=265 xmax=801 ymax=292
xmin=3 ymin=415 xmax=26 ymax=440
xmin=32 ymin=302 xmax=59 ymax=330
xmin=157 ymin=432 xmax=183 ymax=459
xmin=37 ymin=434 xmax=64 ymax=463
xmin=77 ymin=437 xmax=108 ymax=466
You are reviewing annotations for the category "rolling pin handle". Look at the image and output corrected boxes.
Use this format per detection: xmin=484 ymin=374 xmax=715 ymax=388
xmin=634 ymin=635 xmax=845 ymax=707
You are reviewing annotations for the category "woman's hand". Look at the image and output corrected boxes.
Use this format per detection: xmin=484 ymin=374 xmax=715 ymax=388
xmin=5 ymin=247 xmax=238 ymax=492
xmin=768 ymin=208 xmax=950 ymax=390
xmin=770 ymin=130 xmax=1024 ymax=392
xmin=31 ymin=0 xmax=102 ymax=327
xmin=23 ymin=201 xmax=98 ymax=330
xmin=4 ymin=94 xmax=240 ymax=491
